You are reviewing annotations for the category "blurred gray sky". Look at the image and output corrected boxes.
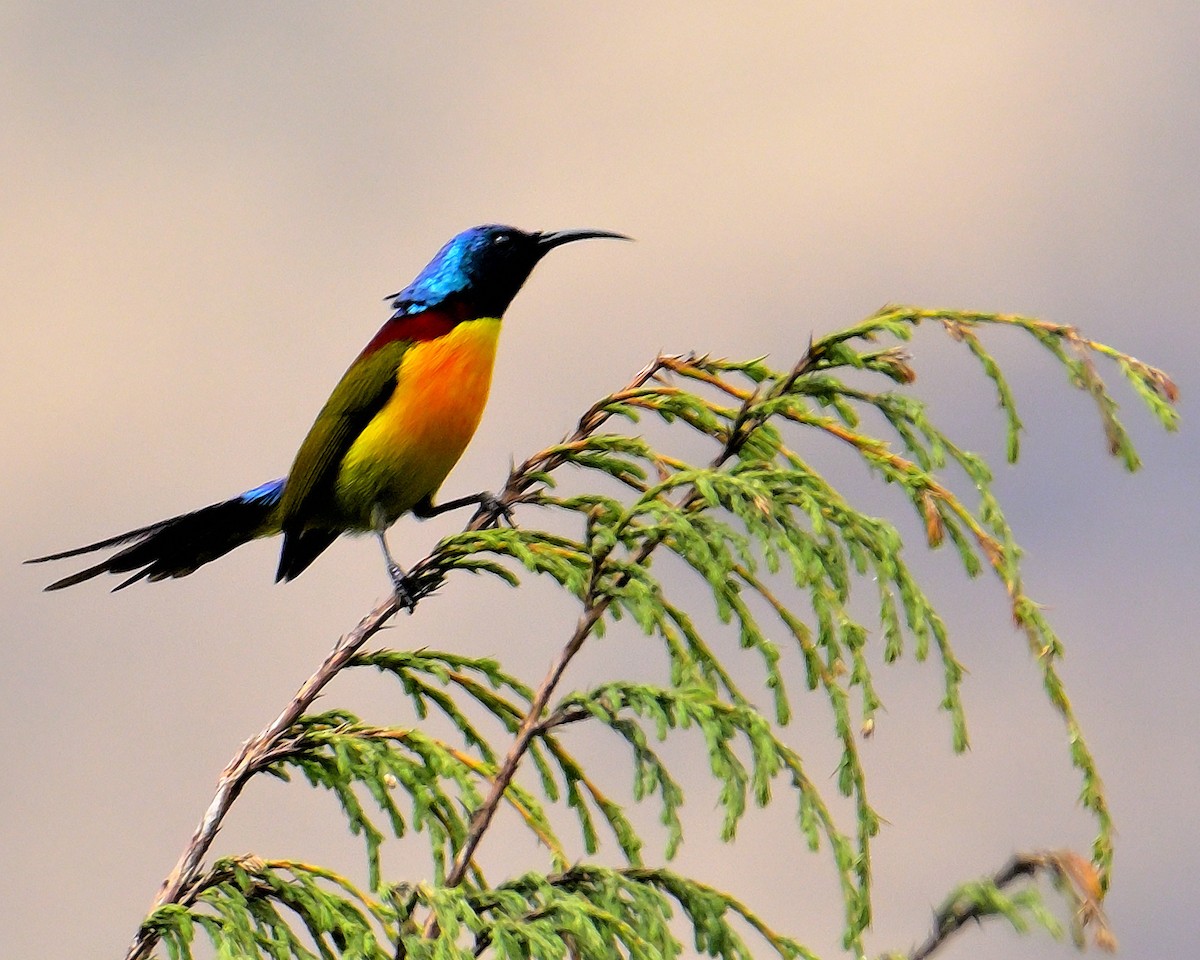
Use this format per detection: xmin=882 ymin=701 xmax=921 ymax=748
xmin=3 ymin=4 xmax=1197 ymax=958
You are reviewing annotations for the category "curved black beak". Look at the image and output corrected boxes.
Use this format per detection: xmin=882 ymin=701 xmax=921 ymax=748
xmin=536 ymin=228 xmax=633 ymax=253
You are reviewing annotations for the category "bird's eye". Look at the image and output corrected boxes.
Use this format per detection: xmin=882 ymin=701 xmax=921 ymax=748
xmin=491 ymin=234 xmax=510 ymax=246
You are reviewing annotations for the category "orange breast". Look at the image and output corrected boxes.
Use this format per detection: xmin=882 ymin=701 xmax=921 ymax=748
xmin=335 ymin=317 xmax=502 ymax=526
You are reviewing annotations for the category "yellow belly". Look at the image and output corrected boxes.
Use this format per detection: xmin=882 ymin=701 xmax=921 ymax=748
xmin=335 ymin=317 xmax=501 ymax=526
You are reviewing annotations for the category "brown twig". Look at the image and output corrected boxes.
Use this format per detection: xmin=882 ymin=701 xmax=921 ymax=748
xmin=123 ymin=594 xmax=402 ymax=960
xmin=906 ymin=849 xmax=1114 ymax=960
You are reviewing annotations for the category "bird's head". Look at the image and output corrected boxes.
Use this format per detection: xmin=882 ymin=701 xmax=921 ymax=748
xmin=389 ymin=224 xmax=631 ymax=319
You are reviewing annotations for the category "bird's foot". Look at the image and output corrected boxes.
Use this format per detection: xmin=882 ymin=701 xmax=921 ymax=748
xmin=387 ymin=563 xmax=417 ymax=613
xmin=478 ymin=491 xmax=516 ymax=527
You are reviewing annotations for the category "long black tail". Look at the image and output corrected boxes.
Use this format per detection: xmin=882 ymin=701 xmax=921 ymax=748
xmin=26 ymin=479 xmax=285 ymax=591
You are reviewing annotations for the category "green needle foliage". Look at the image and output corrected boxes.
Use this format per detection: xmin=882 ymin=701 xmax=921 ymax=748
xmin=138 ymin=307 xmax=1175 ymax=960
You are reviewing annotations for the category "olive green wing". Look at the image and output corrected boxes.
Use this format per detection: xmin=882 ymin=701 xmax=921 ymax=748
xmin=278 ymin=341 xmax=409 ymax=534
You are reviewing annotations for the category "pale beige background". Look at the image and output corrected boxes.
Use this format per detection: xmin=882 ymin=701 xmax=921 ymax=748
xmin=3 ymin=4 xmax=1196 ymax=958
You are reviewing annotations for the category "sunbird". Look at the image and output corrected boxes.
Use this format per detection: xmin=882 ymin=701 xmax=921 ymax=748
xmin=29 ymin=224 xmax=629 ymax=598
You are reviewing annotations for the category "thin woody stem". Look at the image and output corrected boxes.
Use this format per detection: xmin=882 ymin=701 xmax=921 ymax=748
xmin=123 ymin=594 xmax=402 ymax=960
xmin=906 ymin=849 xmax=1114 ymax=959
xmin=908 ymin=854 xmax=1040 ymax=960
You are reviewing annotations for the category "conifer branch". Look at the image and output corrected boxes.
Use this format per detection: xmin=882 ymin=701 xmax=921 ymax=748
xmin=123 ymin=357 xmax=672 ymax=960
xmin=122 ymin=311 xmax=1175 ymax=960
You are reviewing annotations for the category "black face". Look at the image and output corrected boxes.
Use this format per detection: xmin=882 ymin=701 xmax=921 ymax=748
xmin=464 ymin=227 xmax=547 ymax=318
xmin=388 ymin=224 xmax=631 ymax=318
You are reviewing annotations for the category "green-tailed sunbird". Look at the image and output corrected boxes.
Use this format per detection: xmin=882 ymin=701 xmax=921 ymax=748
xmin=29 ymin=224 xmax=630 ymax=601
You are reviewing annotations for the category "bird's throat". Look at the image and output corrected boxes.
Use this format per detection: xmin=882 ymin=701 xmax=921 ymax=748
xmin=357 ymin=302 xmax=470 ymax=360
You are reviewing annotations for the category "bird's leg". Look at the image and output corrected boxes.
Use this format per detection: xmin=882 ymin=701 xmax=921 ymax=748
xmin=373 ymin=510 xmax=416 ymax=612
xmin=413 ymin=492 xmax=515 ymax=527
